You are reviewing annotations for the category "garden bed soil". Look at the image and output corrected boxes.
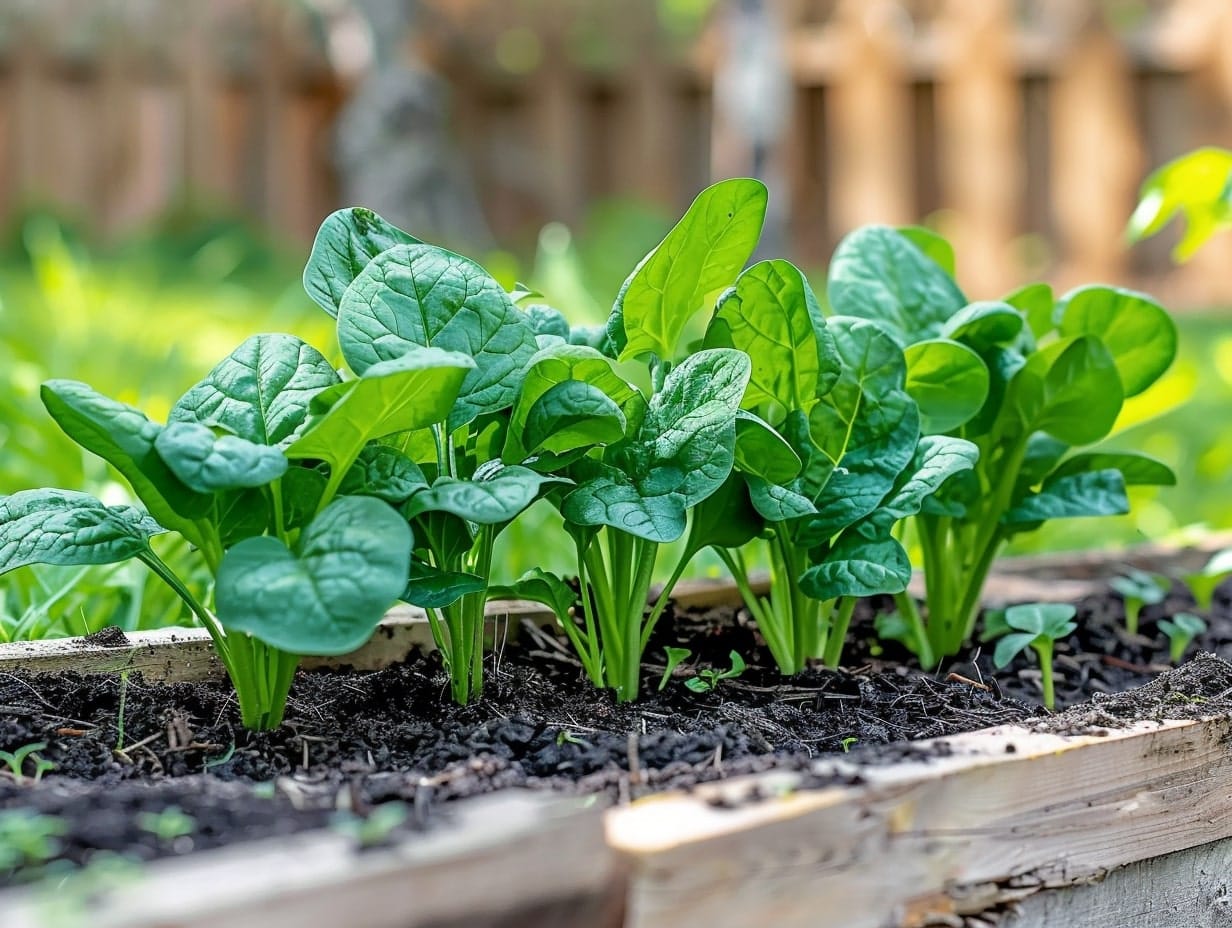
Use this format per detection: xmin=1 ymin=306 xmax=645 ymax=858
xmin=2 ymin=567 xmax=1231 ymax=888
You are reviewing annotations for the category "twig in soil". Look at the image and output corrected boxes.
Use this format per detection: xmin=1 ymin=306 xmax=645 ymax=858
xmin=712 ymin=743 xmax=723 ymax=774
xmin=626 ymin=733 xmax=642 ymax=785
xmin=1101 ymin=655 xmax=1159 ymax=674
xmin=946 ymin=672 xmax=991 ymax=692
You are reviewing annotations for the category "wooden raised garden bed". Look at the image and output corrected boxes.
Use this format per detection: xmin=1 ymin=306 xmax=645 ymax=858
xmin=2 ymin=538 xmax=1232 ymax=928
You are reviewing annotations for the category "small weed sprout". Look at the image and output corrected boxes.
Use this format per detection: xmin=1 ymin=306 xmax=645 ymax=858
xmin=1183 ymin=548 xmax=1232 ymax=612
xmin=0 ymin=741 xmax=55 ymax=783
xmin=840 ymin=737 xmax=859 ymax=753
xmin=136 ymin=806 xmax=196 ymax=843
xmin=331 ymin=802 xmax=408 ymax=848
xmin=1110 ymin=569 xmax=1169 ymax=636
xmin=657 ymin=647 xmax=692 ymax=692
xmin=684 ymin=651 xmax=747 ymax=694
xmin=0 ymin=810 xmax=66 ymax=873
xmin=1158 ymin=612 xmax=1207 ymax=664
xmin=991 ymin=603 xmax=1077 ymax=710
xmin=555 ymin=730 xmax=587 ymax=748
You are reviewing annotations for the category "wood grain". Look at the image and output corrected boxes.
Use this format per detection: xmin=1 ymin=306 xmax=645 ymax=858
xmin=608 ymin=716 xmax=1232 ymax=928
xmin=1 ymin=791 xmax=622 ymax=928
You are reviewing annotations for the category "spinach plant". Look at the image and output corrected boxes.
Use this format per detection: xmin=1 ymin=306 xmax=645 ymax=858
xmin=828 ymin=226 xmax=1177 ymax=663
xmin=989 ymin=602 xmax=1077 ymax=710
xmin=0 ymin=331 xmax=455 ymax=729
xmin=1158 ymin=612 xmax=1206 ymax=664
xmin=304 ymin=209 xmax=567 ymax=704
xmin=1183 ymin=549 xmax=1232 ymax=612
xmin=1109 ymin=568 xmax=1169 ymax=637
xmin=692 ymin=259 xmax=977 ymax=673
xmin=684 ymin=650 xmax=746 ymax=693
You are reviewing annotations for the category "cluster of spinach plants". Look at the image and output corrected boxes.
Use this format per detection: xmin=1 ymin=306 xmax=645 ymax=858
xmin=827 ymin=226 xmax=1178 ymax=664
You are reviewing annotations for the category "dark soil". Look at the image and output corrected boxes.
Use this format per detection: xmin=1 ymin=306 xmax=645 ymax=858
xmin=1 ymin=576 xmax=1230 ymax=887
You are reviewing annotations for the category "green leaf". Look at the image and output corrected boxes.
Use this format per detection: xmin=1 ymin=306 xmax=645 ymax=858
xmin=277 ymin=468 xmax=328 ymax=533
xmin=0 ymin=489 xmax=165 ymax=576
xmin=215 ymin=497 xmax=412 ymax=654
xmin=1049 ymin=452 xmax=1175 ymax=488
xmin=705 ymin=259 xmax=837 ymax=410
xmin=1003 ymin=283 xmax=1055 ymax=341
xmin=800 ymin=522 xmax=912 ymax=600
xmin=938 ymin=301 xmax=1024 ymax=350
xmin=1004 ymin=469 xmax=1128 ymax=525
xmin=826 ymin=226 xmax=966 ymax=346
xmin=336 ymin=244 xmax=539 ymax=430
xmin=287 ymin=346 xmax=473 ymax=475
xmin=503 ymin=343 xmax=642 ymax=464
xmin=1005 ymin=602 xmax=1077 ymax=639
xmin=1057 ymin=286 xmax=1176 ymax=397
xmin=993 ymin=631 xmax=1040 ymax=669
xmin=404 ymin=466 xmax=568 ymax=525
xmin=303 ymin=207 xmax=422 ymax=316
xmin=170 ymin=335 xmax=341 ymax=449
xmin=523 ymin=304 xmax=571 ymax=340
xmin=897 ymin=225 xmax=955 ymax=276
xmin=689 ymin=473 xmax=764 ymax=553
xmin=1127 ymin=147 xmax=1232 ymax=261
xmin=524 ymin=381 xmax=626 ymax=457
xmin=403 ymin=562 xmax=486 ymax=609
xmin=746 ymin=477 xmax=817 ymax=522
xmin=338 ymin=445 xmax=428 ymax=504
xmin=155 ymin=422 xmax=288 ymax=494
xmin=613 ymin=178 xmax=767 ymax=361
xmin=487 ymin=568 xmax=577 ymax=617
xmin=734 ymin=412 xmax=801 ymax=485
xmin=801 ymin=318 xmax=919 ymax=539
xmin=1011 ymin=336 xmax=1123 ymax=445
xmin=873 ymin=436 xmax=979 ymax=525
xmin=41 ymin=380 xmax=212 ymax=541
xmin=903 ymin=340 xmax=989 ymax=433
xmin=562 ymin=349 xmax=751 ymax=543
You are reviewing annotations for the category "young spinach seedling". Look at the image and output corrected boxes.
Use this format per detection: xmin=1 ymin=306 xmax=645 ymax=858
xmin=991 ymin=603 xmax=1077 ymax=710
xmin=658 ymin=647 xmax=693 ymax=692
xmin=1158 ymin=612 xmax=1207 ymax=664
xmin=684 ymin=651 xmax=747 ymax=694
xmin=0 ymin=810 xmax=66 ymax=873
xmin=1183 ymin=548 xmax=1232 ymax=612
xmin=1110 ymin=568 xmax=1170 ymax=637
xmin=331 ymin=803 xmax=408 ymax=848
xmin=136 ymin=806 xmax=197 ymax=843
xmin=0 ymin=742 xmax=54 ymax=783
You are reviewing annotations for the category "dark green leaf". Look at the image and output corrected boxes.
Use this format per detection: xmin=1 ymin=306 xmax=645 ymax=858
xmin=826 ymin=226 xmax=966 ymax=346
xmin=746 ymin=476 xmax=817 ymax=522
xmin=403 ymin=562 xmax=486 ymax=609
xmin=612 ymin=178 xmax=767 ymax=361
xmin=1049 ymin=451 xmax=1175 ymax=488
xmin=404 ymin=466 xmax=569 ymax=525
xmin=938 ymin=301 xmax=1024 ymax=350
xmin=524 ymin=381 xmax=626 ymax=457
xmin=1003 ymin=283 xmax=1055 ymax=341
xmin=524 ymin=304 xmax=571 ymax=340
xmin=303 ymin=207 xmax=421 ymax=317
xmin=1010 ymin=336 xmax=1123 ymax=445
xmin=41 ymin=380 xmax=212 ymax=542
xmin=338 ymin=445 xmax=428 ymax=504
xmin=0 ymin=489 xmax=164 ymax=576
xmin=487 ymin=568 xmax=577 ymax=617
xmin=688 ymin=473 xmax=764 ymax=553
xmin=215 ymin=497 xmax=412 ymax=654
xmin=155 ymin=422 xmax=287 ymax=493
xmin=336 ymin=245 xmax=539 ymax=430
xmin=170 ymin=335 xmax=341 ymax=449
xmin=1004 ymin=469 xmax=1128 ymax=524
xmin=873 ymin=436 xmax=979 ymax=525
xmin=734 ymin=411 xmax=801 ymax=485
xmin=800 ymin=522 xmax=912 ymax=599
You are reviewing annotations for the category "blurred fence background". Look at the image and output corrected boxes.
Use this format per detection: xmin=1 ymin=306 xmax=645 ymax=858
xmin=1 ymin=0 xmax=1232 ymax=302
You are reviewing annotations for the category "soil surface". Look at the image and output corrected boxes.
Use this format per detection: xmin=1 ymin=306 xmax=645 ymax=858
xmin=1 ymin=576 xmax=1230 ymax=888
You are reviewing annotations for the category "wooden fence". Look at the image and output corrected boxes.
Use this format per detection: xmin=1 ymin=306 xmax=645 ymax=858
xmin=2 ymin=0 xmax=1232 ymax=304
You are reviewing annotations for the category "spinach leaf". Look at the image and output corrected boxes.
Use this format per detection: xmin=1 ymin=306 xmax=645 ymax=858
xmin=303 ymin=207 xmax=422 ymax=317
xmin=215 ymin=497 xmax=412 ymax=655
xmin=336 ymin=245 xmax=539 ymax=430
xmin=1057 ymin=285 xmax=1177 ymax=396
xmin=155 ymin=422 xmax=288 ymax=494
xmin=0 ymin=490 xmax=165 ymax=575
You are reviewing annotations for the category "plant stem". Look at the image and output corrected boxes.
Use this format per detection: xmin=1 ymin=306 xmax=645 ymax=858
xmin=1034 ymin=641 xmax=1055 ymax=710
xmin=892 ymin=591 xmax=935 ymax=669
xmin=1125 ymin=600 xmax=1142 ymax=637
xmin=821 ymin=597 xmax=857 ymax=668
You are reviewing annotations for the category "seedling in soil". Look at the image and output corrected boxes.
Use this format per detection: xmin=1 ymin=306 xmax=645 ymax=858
xmin=827 ymin=226 xmax=1176 ymax=664
xmin=1183 ymin=548 xmax=1232 ymax=612
xmin=0 ymin=742 xmax=55 ymax=783
xmin=685 ymin=650 xmax=747 ymax=694
xmin=1158 ymin=612 xmax=1208 ymax=664
xmin=0 ymin=810 xmax=66 ymax=874
xmin=840 ymin=737 xmax=859 ymax=753
xmin=991 ymin=603 xmax=1078 ymax=710
xmin=658 ymin=647 xmax=693 ymax=692
xmin=331 ymin=803 xmax=408 ymax=848
xmin=136 ymin=806 xmax=196 ymax=843
xmin=1110 ymin=568 xmax=1170 ymax=636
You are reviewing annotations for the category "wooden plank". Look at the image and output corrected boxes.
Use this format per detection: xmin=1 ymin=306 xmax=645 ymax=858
xmin=2 ymin=791 xmax=623 ymax=928
xmin=1009 ymin=836 xmax=1232 ymax=927
xmin=609 ymin=714 xmax=1232 ymax=928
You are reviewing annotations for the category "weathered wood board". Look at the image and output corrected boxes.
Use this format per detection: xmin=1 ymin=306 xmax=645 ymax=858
xmin=607 ymin=715 xmax=1232 ymax=928
xmin=1 ymin=791 xmax=623 ymax=928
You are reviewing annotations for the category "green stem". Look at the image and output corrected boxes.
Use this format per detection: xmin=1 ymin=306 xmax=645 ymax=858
xmin=619 ymin=535 xmax=658 ymax=703
xmin=137 ymin=551 xmax=223 ymax=652
xmin=892 ymin=591 xmax=936 ymax=669
xmin=822 ymin=597 xmax=857 ymax=668
xmin=1125 ymin=601 xmax=1141 ymax=637
xmin=573 ymin=546 xmax=604 ymax=686
xmin=1035 ymin=641 xmax=1055 ymax=710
